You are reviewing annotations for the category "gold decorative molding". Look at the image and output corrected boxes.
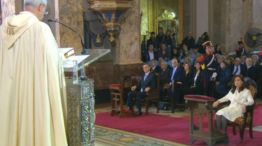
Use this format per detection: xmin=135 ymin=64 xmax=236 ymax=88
xmin=89 ymin=0 xmax=132 ymax=11
xmin=88 ymin=0 xmax=133 ymax=43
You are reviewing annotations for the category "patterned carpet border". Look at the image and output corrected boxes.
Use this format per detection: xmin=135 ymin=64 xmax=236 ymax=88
xmin=95 ymin=125 xmax=187 ymax=146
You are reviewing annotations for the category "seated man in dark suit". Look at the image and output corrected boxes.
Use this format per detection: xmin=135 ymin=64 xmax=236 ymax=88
xmin=145 ymin=44 xmax=158 ymax=62
xmin=126 ymin=64 xmax=157 ymax=115
xmin=245 ymin=57 xmax=257 ymax=81
xmin=159 ymin=61 xmax=171 ymax=100
xmin=169 ymin=58 xmax=185 ymax=112
xmin=150 ymin=59 xmax=161 ymax=75
xmin=230 ymin=57 xmax=246 ymax=76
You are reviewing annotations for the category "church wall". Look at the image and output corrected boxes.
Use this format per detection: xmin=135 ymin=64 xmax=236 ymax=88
xmin=183 ymin=0 xmax=191 ymax=37
xmin=253 ymin=0 xmax=262 ymax=29
xmin=195 ymin=0 xmax=209 ymax=38
xmin=59 ymin=0 xmax=84 ymax=54
xmin=225 ymin=0 xmax=253 ymax=52
xmin=210 ymin=0 xmax=224 ymax=46
xmin=115 ymin=0 xmax=141 ymax=65
xmin=210 ymin=0 xmax=255 ymax=52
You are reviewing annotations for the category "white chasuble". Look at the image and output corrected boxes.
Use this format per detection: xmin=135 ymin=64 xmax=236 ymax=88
xmin=0 ymin=11 xmax=67 ymax=146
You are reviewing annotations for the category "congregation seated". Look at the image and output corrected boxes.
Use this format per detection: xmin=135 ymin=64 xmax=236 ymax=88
xmin=139 ymin=35 xmax=262 ymax=113
xmin=126 ymin=64 xmax=157 ymax=116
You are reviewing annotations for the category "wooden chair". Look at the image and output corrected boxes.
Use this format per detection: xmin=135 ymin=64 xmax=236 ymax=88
xmin=109 ymin=84 xmax=125 ymax=116
xmin=109 ymin=75 xmax=140 ymax=117
xmin=121 ymin=74 xmax=160 ymax=115
xmin=229 ymin=104 xmax=255 ymax=142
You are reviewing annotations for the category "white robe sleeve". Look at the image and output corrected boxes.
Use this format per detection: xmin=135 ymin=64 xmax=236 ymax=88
xmin=218 ymin=91 xmax=231 ymax=103
xmin=0 ymin=30 xmax=2 ymax=76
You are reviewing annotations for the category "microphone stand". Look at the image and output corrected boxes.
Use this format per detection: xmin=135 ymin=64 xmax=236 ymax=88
xmin=48 ymin=19 xmax=88 ymax=54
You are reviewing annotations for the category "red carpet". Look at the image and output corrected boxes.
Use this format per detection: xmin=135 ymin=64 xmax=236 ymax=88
xmin=96 ymin=105 xmax=262 ymax=146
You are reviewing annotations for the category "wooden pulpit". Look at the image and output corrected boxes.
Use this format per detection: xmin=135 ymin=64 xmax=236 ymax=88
xmin=184 ymin=95 xmax=228 ymax=146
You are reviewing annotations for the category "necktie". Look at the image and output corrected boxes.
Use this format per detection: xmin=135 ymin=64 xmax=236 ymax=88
xmin=233 ymin=66 xmax=239 ymax=75
xmin=171 ymin=68 xmax=177 ymax=80
xmin=144 ymin=74 xmax=148 ymax=81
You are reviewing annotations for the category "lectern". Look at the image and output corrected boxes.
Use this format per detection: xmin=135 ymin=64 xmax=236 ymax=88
xmin=64 ymin=49 xmax=110 ymax=146
xmin=184 ymin=95 xmax=228 ymax=146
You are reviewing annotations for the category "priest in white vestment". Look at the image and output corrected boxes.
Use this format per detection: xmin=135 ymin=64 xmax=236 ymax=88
xmin=0 ymin=0 xmax=68 ymax=145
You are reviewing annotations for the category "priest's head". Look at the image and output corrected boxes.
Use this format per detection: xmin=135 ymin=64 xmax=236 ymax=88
xmin=24 ymin=0 xmax=47 ymax=20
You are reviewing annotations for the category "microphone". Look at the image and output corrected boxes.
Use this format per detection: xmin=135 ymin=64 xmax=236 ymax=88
xmin=48 ymin=19 xmax=87 ymax=54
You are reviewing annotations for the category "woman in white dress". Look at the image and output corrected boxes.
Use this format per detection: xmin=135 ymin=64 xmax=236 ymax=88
xmin=212 ymin=75 xmax=254 ymax=133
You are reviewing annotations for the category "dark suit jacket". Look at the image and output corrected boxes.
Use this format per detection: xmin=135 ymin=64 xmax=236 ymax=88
xmin=158 ymin=51 xmax=171 ymax=61
xmin=151 ymin=65 xmax=161 ymax=75
xmin=230 ymin=64 xmax=247 ymax=76
xmin=245 ymin=66 xmax=257 ymax=81
xmin=190 ymin=70 xmax=204 ymax=95
xmin=169 ymin=67 xmax=185 ymax=86
xmin=216 ymin=67 xmax=231 ymax=96
xmin=137 ymin=72 xmax=157 ymax=93
xmin=145 ymin=51 xmax=158 ymax=62
xmin=183 ymin=71 xmax=194 ymax=94
xmin=159 ymin=68 xmax=171 ymax=86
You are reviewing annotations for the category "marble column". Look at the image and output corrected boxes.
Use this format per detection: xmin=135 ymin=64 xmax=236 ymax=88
xmin=209 ymin=0 xmax=255 ymax=52
xmin=115 ymin=0 xmax=141 ymax=65
xmin=178 ymin=0 xmax=184 ymax=42
xmin=195 ymin=0 xmax=209 ymax=38
xmin=46 ymin=0 xmax=60 ymax=45
xmin=252 ymin=0 xmax=262 ymax=28
xmin=1 ymin=0 xmax=15 ymax=20
xmin=224 ymin=0 xmax=253 ymax=52
xmin=59 ymin=0 xmax=84 ymax=54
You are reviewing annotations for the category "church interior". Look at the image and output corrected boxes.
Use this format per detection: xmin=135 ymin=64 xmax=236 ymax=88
xmin=1 ymin=0 xmax=262 ymax=146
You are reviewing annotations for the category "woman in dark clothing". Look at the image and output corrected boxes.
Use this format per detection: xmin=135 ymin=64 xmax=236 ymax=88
xmin=183 ymin=62 xmax=194 ymax=95
xmin=190 ymin=62 xmax=204 ymax=95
